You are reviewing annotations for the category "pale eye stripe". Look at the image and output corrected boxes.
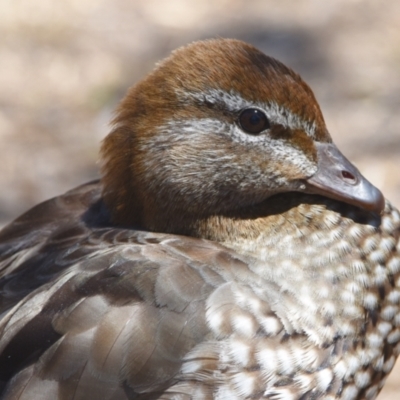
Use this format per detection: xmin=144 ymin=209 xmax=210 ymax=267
xmin=175 ymin=87 xmax=317 ymax=138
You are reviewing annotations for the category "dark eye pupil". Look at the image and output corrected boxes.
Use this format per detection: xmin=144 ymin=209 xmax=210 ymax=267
xmin=249 ymin=114 xmax=261 ymax=125
xmin=239 ymin=108 xmax=270 ymax=134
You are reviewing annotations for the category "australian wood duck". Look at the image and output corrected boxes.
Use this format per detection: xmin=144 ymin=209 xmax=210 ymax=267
xmin=0 ymin=38 xmax=399 ymax=400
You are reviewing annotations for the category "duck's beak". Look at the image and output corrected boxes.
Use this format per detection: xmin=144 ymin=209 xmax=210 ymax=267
xmin=304 ymin=142 xmax=385 ymax=214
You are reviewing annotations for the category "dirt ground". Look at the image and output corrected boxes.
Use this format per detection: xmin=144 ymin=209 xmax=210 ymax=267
xmin=0 ymin=0 xmax=399 ymax=397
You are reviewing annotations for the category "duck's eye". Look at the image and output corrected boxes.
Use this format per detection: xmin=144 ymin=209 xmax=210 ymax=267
xmin=239 ymin=108 xmax=270 ymax=134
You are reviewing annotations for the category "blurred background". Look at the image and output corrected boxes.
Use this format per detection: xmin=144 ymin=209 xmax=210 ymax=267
xmin=0 ymin=0 xmax=399 ymax=397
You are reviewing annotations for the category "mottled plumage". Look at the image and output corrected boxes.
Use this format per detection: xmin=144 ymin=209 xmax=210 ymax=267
xmin=0 ymin=39 xmax=399 ymax=400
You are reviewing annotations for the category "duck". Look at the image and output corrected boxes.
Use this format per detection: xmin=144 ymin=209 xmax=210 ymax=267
xmin=0 ymin=38 xmax=399 ymax=400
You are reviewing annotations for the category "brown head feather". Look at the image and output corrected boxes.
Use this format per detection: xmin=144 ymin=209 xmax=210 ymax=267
xmin=101 ymin=39 xmax=330 ymax=236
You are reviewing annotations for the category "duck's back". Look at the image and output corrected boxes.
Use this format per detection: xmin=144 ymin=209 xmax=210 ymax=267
xmin=0 ymin=181 xmax=246 ymax=399
xmin=0 ymin=181 xmax=107 ymax=312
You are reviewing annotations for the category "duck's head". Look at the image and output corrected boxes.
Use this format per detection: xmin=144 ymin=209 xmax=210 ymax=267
xmin=101 ymin=38 xmax=384 ymax=235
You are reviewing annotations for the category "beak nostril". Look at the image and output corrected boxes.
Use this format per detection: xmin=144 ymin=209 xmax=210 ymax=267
xmin=342 ymin=170 xmax=355 ymax=180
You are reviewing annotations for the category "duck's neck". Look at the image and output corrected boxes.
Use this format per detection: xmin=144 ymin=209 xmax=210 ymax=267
xmin=189 ymin=192 xmax=381 ymax=266
xmin=187 ymin=193 xmax=343 ymax=257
